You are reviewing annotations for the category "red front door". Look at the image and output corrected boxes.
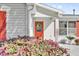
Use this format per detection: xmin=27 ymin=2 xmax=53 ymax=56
xmin=0 ymin=11 xmax=6 ymax=41
xmin=34 ymin=21 xmax=44 ymax=40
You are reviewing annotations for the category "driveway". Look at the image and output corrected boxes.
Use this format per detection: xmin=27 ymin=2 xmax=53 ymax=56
xmin=59 ymin=44 xmax=79 ymax=56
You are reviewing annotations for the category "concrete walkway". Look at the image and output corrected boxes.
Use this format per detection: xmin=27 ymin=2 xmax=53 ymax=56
xmin=59 ymin=44 xmax=79 ymax=56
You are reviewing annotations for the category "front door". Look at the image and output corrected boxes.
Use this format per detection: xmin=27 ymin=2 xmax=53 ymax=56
xmin=0 ymin=11 xmax=6 ymax=41
xmin=34 ymin=21 xmax=44 ymax=40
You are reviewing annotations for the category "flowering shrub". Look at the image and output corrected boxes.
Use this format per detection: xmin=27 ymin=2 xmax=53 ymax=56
xmin=45 ymin=40 xmax=59 ymax=47
xmin=0 ymin=37 xmax=69 ymax=56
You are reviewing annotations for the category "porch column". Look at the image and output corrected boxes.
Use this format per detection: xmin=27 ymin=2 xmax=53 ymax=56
xmin=54 ymin=18 xmax=59 ymax=42
xmin=29 ymin=12 xmax=34 ymax=37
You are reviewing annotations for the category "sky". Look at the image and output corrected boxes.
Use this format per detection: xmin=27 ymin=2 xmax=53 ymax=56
xmin=43 ymin=3 xmax=79 ymax=14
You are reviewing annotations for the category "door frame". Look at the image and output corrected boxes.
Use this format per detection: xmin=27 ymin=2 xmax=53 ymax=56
xmin=34 ymin=20 xmax=44 ymax=40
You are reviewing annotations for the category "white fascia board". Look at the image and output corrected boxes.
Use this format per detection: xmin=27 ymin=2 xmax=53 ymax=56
xmin=35 ymin=3 xmax=63 ymax=14
xmin=33 ymin=11 xmax=51 ymax=17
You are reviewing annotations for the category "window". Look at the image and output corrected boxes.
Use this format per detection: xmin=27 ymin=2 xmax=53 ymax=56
xmin=59 ymin=21 xmax=76 ymax=35
xmin=59 ymin=28 xmax=67 ymax=35
xmin=68 ymin=21 xmax=76 ymax=35
xmin=68 ymin=21 xmax=76 ymax=28
xmin=36 ymin=22 xmax=43 ymax=32
xmin=59 ymin=21 xmax=67 ymax=28
xmin=59 ymin=21 xmax=67 ymax=35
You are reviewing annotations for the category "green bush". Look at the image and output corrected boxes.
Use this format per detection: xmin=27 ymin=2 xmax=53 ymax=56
xmin=66 ymin=36 xmax=75 ymax=40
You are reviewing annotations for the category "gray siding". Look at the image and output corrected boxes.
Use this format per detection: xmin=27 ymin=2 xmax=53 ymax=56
xmin=0 ymin=3 xmax=27 ymax=39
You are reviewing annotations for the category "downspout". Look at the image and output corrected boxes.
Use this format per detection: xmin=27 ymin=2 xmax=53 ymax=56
xmin=28 ymin=4 xmax=34 ymax=11
xmin=26 ymin=3 xmax=34 ymax=37
xmin=26 ymin=3 xmax=29 ymax=36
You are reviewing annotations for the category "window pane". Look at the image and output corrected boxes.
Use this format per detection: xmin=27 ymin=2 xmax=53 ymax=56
xmin=68 ymin=21 xmax=76 ymax=28
xmin=36 ymin=22 xmax=43 ymax=32
xmin=59 ymin=21 xmax=67 ymax=28
xmin=68 ymin=28 xmax=76 ymax=35
xmin=59 ymin=29 xmax=67 ymax=35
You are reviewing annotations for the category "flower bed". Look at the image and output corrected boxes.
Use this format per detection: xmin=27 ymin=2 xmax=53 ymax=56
xmin=0 ymin=36 xmax=70 ymax=56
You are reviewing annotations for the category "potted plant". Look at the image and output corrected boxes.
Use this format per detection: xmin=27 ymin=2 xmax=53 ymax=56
xmin=66 ymin=36 xmax=75 ymax=44
xmin=75 ymin=39 xmax=79 ymax=45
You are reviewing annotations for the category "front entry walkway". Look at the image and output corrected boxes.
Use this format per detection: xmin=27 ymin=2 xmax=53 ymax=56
xmin=59 ymin=44 xmax=79 ymax=56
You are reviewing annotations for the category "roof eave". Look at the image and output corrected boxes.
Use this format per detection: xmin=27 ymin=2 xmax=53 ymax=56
xmin=35 ymin=3 xmax=63 ymax=14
